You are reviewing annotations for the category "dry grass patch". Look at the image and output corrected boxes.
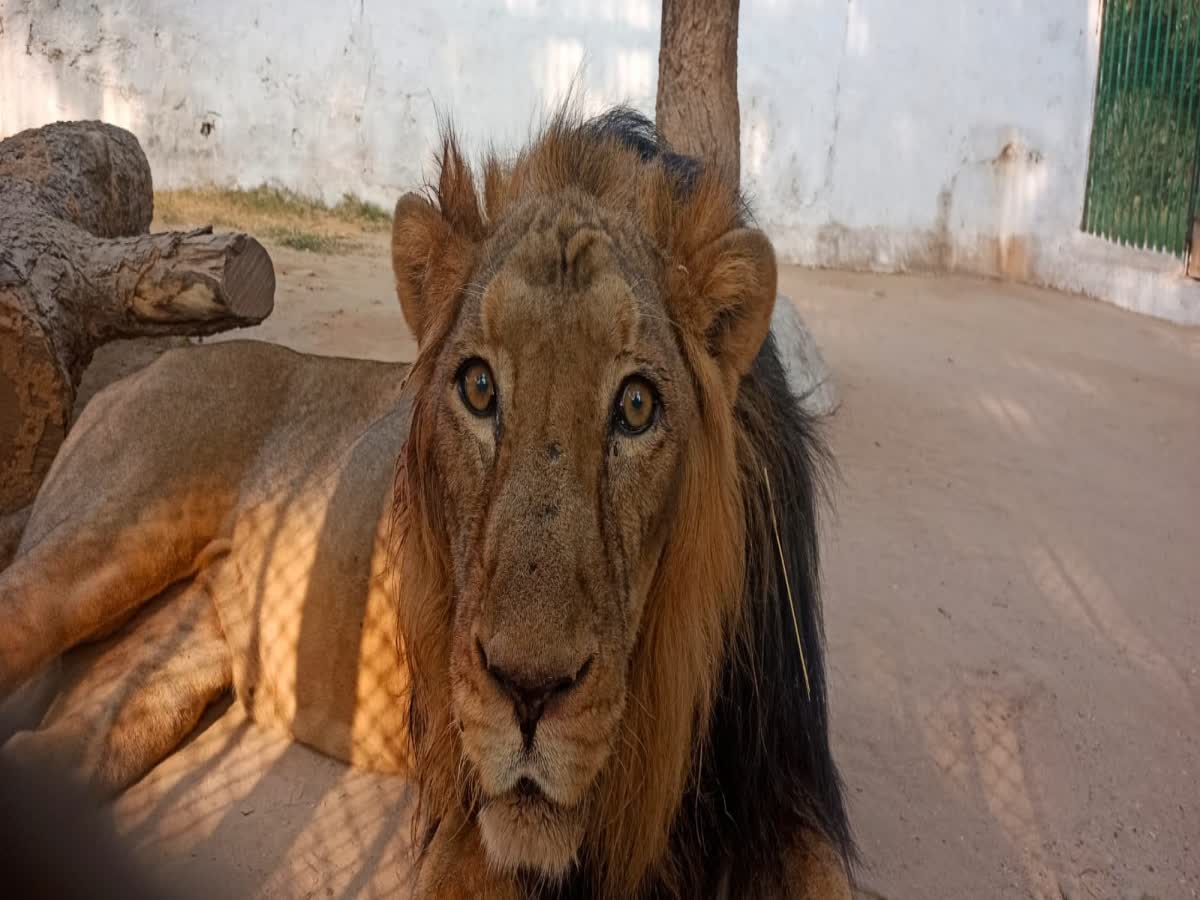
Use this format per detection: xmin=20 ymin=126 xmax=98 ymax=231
xmin=153 ymin=186 xmax=391 ymax=254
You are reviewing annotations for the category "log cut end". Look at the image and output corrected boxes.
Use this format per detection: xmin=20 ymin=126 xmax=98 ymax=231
xmin=224 ymin=236 xmax=276 ymax=322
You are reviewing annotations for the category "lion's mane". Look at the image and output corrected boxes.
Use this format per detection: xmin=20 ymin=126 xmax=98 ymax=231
xmin=391 ymin=107 xmax=852 ymax=898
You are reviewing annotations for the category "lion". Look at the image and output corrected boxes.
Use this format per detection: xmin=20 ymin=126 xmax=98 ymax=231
xmin=0 ymin=107 xmax=853 ymax=898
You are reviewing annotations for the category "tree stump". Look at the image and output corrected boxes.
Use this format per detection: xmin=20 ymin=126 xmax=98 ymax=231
xmin=656 ymin=0 xmax=742 ymax=189
xmin=655 ymin=0 xmax=841 ymax=418
xmin=0 ymin=121 xmax=275 ymax=513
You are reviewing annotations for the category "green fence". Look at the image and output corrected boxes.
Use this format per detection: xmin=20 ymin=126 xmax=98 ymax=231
xmin=1083 ymin=0 xmax=1200 ymax=258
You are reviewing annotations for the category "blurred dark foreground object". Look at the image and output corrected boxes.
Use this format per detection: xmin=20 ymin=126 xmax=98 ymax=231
xmin=0 ymin=754 xmax=209 ymax=899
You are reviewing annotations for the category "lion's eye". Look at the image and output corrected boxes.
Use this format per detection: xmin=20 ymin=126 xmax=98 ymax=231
xmin=616 ymin=377 xmax=656 ymax=435
xmin=458 ymin=359 xmax=496 ymax=417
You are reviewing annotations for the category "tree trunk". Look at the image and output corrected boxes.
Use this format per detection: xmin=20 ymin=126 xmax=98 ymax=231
xmin=656 ymin=0 xmax=741 ymax=189
xmin=0 ymin=121 xmax=275 ymax=513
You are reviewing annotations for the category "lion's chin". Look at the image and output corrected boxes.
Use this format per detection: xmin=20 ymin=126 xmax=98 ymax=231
xmin=477 ymin=783 xmax=585 ymax=879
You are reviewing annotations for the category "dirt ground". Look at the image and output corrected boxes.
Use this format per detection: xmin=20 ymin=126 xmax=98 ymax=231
xmin=75 ymin=235 xmax=1199 ymax=900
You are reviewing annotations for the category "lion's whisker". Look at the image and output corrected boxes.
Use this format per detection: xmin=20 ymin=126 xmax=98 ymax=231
xmin=763 ymin=466 xmax=812 ymax=701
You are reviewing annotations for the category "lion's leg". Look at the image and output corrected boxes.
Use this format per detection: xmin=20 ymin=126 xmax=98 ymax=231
xmin=780 ymin=829 xmax=853 ymax=900
xmin=0 ymin=506 xmax=227 ymax=697
xmin=1 ymin=575 xmax=231 ymax=795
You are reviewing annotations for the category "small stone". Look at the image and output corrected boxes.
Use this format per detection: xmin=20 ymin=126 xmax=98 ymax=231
xmin=771 ymin=296 xmax=840 ymax=417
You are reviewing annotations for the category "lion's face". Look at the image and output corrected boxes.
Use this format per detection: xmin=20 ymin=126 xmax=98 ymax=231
xmin=425 ymin=196 xmax=697 ymax=874
xmin=392 ymin=121 xmax=779 ymax=889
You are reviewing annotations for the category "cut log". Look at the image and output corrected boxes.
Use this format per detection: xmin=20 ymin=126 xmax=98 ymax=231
xmin=655 ymin=2 xmax=841 ymax=418
xmin=0 ymin=120 xmax=153 ymax=238
xmin=0 ymin=121 xmax=275 ymax=513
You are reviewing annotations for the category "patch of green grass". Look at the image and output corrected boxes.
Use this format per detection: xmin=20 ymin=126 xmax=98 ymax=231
xmin=222 ymin=185 xmax=320 ymax=217
xmin=267 ymin=227 xmax=358 ymax=254
xmin=333 ymin=193 xmax=392 ymax=229
xmin=224 ymin=186 xmax=391 ymax=229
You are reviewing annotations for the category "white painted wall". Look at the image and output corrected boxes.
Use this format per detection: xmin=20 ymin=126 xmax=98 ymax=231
xmin=2 ymin=0 xmax=1197 ymax=323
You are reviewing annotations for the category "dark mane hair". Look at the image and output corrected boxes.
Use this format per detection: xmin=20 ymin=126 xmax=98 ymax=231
xmin=700 ymin=335 xmax=854 ymax=889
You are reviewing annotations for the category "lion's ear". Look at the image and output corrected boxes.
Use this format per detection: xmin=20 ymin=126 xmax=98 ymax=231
xmin=676 ymin=227 xmax=777 ymax=390
xmin=392 ymin=137 xmax=486 ymax=346
xmin=391 ymin=192 xmax=452 ymax=344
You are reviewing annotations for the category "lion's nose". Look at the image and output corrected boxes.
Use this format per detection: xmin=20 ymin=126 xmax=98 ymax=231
xmin=476 ymin=637 xmax=593 ymax=749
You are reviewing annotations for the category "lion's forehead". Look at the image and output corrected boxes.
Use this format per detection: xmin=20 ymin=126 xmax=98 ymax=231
xmin=476 ymin=202 xmax=650 ymax=357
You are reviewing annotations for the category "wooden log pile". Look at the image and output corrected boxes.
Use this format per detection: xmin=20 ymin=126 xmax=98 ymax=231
xmin=0 ymin=121 xmax=275 ymax=513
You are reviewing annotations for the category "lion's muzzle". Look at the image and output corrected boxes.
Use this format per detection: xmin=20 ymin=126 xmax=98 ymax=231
xmin=452 ymin=601 xmax=625 ymax=875
xmin=460 ymin=619 xmax=615 ymax=806
xmin=475 ymin=635 xmax=594 ymax=750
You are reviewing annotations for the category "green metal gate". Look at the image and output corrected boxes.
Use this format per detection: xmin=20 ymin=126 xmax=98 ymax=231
xmin=1083 ymin=0 xmax=1200 ymax=258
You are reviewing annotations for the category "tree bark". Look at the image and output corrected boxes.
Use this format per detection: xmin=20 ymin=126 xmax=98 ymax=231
xmin=656 ymin=0 xmax=741 ymax=189
xmin=0 ymin=121 xmax=275 ymax=513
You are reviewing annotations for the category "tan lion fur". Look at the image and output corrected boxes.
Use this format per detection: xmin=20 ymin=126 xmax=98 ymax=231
xmin=0 ymin=345 xmax=415 ymax=789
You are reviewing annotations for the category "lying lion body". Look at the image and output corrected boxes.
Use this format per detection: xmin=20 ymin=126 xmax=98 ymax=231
xmin=1 ymin=342 xmax=414 ymax=780
xmin=0 ymin=108 xmax=852 ymax=899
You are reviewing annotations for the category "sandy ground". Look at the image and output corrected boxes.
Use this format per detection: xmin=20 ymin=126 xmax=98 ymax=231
xmin=72 ymin=239 xmax=1200 ymax=899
